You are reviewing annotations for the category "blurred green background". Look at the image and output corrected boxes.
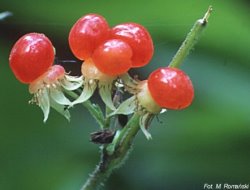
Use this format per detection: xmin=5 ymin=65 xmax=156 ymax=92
xmin=1 ymin=0 xmax=250 ymax=189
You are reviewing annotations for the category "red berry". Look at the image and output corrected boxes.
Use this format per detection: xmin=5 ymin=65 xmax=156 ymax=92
xmin=111 ymin=23 xmax=154 ymax=68
xmin=148 ymin=67 xmax=194 ymax=110
xmin=68 ymin=14 xmax=110 ymax=60
xmin=92 ymin=39 xmax=132 ymax=76
xmin=9 ymin=33 xmax=54 ymax=84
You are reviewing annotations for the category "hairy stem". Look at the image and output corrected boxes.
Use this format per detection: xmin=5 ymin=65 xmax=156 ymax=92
xmin=169 ymin=6 xmax=212 ymax=68
xmin=80 ymin=148 xmax=111 ymax=190
xmin=81 ymin=113 xmax=141 ymax=190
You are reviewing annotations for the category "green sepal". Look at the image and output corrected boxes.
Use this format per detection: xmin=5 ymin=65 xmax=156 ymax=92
xmin=139 ymin=113 xmax=153 ymax=140
xmin=61 ymin=75 xmax=83 ymax=91
xmin=38 ymin=88 xmax=50 ymax=123
xmin=50 ymin=87 xmax=71 ymax=105
xmin=70 ymin=80 xmax=97 ymax=107
xmin=99 ymin=81 xmax=116 ymax=110
xmin=50 ymin=98 xmax=70 ymax=121
xmin=109 ymin=96 xmax=136 ymax=116
xmin=119 ymin=73 xmax=138 ymax=89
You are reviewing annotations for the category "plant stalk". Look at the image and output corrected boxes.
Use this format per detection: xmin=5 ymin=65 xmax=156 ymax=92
xmin=169 ymin=6 xmax=212 ymax=68
xmin=65 ymin=90 xmax=105 ymax=127
xmin=81 ymin=113 xmax=141 ymax=190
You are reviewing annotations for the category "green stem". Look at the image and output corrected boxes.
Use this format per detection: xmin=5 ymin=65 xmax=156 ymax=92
xmin=104 ymin=106 xmax=113 ymax=128
xmin=81 ymin=113 xmax=141 ymax=190
xmin=80 ymin=149 xmax=111 ymax=190
xmin=114 ymin=114 xmax=140 ymax=153
xmin=65 ymin=90 xmax=105 ymax=128
xmin=169 ymin=6 xmax=212 ymax=68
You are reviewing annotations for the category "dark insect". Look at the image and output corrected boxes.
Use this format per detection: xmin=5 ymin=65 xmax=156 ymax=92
xmin=90 ymin=129 xmax=116 ymax=144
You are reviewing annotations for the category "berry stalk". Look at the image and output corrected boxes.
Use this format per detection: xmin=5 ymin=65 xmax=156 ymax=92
xmin=168 ymin=6 xmax=212 ymax=68
xmin=65 ymin=90 xmax=105 ymax=128
xmin=81 ymin=113 xmax=141 ymax=190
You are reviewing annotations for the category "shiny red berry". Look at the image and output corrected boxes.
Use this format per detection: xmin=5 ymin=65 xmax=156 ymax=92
xmin=148 ymin=67 xmax=194 ymax=110
xmin=9 ymin=33 xmax=54 ymax=84
xmin=111 ymin=23 xmax=154 ymax=68
xmin=92 ymin=39 xmax=132 ymax=76
xmin=68 ymin=14 xmax=110 ymax=60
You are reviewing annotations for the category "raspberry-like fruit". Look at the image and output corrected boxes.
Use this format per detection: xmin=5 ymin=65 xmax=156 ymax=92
xmin=111 ymin=23 xmax=154 ymax=68
xmin=92 ymin=39 xmax=132 ymax=76
xmin=68 ymin=14 xmax=110 ymax=60
xmin=147 ymin=67 xmax=194 ymax=110
xmin=9 ymin=33 xmax=54 ymax=84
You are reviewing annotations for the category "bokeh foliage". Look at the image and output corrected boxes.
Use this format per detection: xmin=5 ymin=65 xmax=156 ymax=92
xmin=1 ymin=0 xmax=250 ymax=189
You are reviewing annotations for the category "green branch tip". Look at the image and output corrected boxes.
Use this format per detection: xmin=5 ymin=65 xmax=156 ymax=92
xmin=203 ymin=6 xmax=213 ymax=23
xmin=169 ymin=5 xmax=213 ymax=68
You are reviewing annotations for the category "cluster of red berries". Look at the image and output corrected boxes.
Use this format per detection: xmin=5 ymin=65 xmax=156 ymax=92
xmin=68 ymin=14 xmax=154 ymax=76
xmin=9 ymin=13 xmax=194 ymax=123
